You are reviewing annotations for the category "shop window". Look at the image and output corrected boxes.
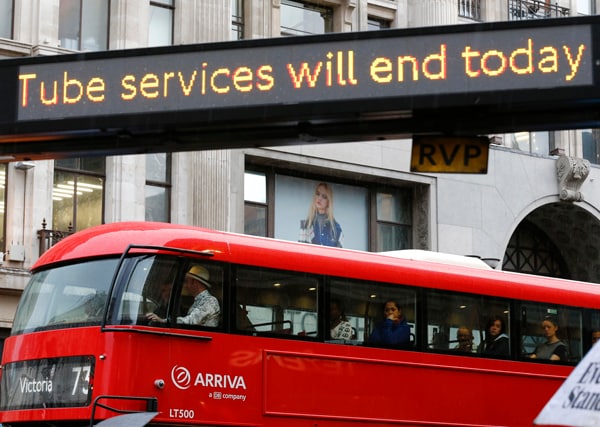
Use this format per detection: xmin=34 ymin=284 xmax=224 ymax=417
xmin=583 ymin=130 xmax=599 ymax=165
xmin=281 ymin=0 xmax=333 ymax=36
xmin=376 ymin=190 xmax=412 ymax=251
xmin=458 ymin=0 xmax=481 ymax=20
xmin=244 ymin=171 xmax=268 ymax=237
xmin=232 ymin=0 xmax=244 ymax=40
xmin=53 ymin=157 xmax=105 ymax=232
xmin=145 ymin=153 xmax=171 ymax=222
xmin=511 ymin=131 xmax=551 ymax=156
xmin=0 ymin=0 xmax=13 ymax=39
xmin=367 ymin=16 xmax=390 ymax=30
xmin=149 ymin=0 xmax=174 ymax=47
xmin=245 ymin=169 xmax=414 ymax=252
xmin=577 ymin=0 xmax=592 ymax=15
xmin=59 ymin=0 xmax=108 ymax=51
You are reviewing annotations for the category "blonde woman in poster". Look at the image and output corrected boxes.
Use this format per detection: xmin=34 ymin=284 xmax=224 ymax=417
xmin=299 ymin=182 xmax=344 ymax=247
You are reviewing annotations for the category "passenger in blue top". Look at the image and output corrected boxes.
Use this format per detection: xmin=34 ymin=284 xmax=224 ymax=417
xmin=369 ymin=300 xmax=411 ymax=346
xmin=299 ymin=182 xmax=343 ymax=248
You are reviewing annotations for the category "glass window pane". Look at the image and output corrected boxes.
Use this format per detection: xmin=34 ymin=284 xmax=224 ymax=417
xmin=53 ymin=171 xmax=76 ymax=230
xmin=232 ymin=0 xmax=244 ymax=40
xmin=582 ymin=130 xmax=597 ymax=164
xmin=79 ymin=157 xmax=106 ymax=174
xmin=426 ymin=290 xmax=510 ymax=357
xmin=0 ymin=0 xmax=13 ymax=39
xmin=367 ymin=17 xmax=389 ymax=31
xmin=377 ymin=191 xmax=411 ymax=224
xmin=365 ymin=283 xmax=416 ymax=348
xmin=244 ymin=171 xmax=266 ymax=203
xmin=75 ymin=176 xmax=104 ymax=230
xmin=146 ymin=153 xmax=169 ymax=182
xmin=111 ymin=255 xmax=178 ymax=326
xmin=149 ymin=5 xmax=173 ymax=47
xmin=145 ymin=185 xmax=169 ymax=222
xmin=81 ymin=0 xmax=108 ymax=51
xmin=531 ymin=131 xmax=550 ymax=155
xmin=173 ymin=263 xmax=223 ymax=328
xmin=577 ymin=0 xmax=591 ymax=15
xmin=329 ymin=280 xmax=369 ymax=343
xmin=235 ymin=267 xmax=318 ymax=337
xmin=376 ymin=224 xmax=411 ymax=251
xmin=244 ymin=204 xmax=266 ymax=237
xmin=520 ymin=303 xmax=581 ymax=363
xmin=12 ymin=259 xmax=117 ymax=334
xmin=281 ymin=0 xmax=332 ymax=36
xmin=55 ymin=158 xmax=78 ymax=170
xmin=591 ymin=311 xmax=600 ymax=349
xmin=59 ymin=0 xmax=81 ymax=50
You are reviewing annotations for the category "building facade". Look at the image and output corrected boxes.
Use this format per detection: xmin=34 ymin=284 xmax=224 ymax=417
xmin=1 ymin=0 xmax=600 ymax=350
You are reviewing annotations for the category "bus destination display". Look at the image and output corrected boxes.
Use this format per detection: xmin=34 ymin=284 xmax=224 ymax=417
xmin=15 ymin=23 xmax=593 ymax=122
xmin=0 ymin=356 xmax=93 ymax=410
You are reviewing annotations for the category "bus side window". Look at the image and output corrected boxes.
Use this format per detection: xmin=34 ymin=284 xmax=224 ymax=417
xmin=364 ymin=284 xmax=416 ymax=349
xmin=590 ymin=311 xmax=600 ymax=351
xmin=172 ymin=263 xmax=223 ymax=329
xmin=234 ymin=267 xmax=319 ymax=337
xmin=520 ymin=303 xmax=581 ymax=363
xmin=329 ymin=280 xmax=364 ymax=343
xmin=426 ymin=290 xmax=510 ymax=358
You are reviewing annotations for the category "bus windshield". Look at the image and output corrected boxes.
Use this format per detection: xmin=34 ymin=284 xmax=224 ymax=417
xmin=11 ymin=259 xmax=117 ymax=335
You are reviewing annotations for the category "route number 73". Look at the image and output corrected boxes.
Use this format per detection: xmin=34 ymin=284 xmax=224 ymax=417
xmin=71 ymin=365 xmax=91 ymax=396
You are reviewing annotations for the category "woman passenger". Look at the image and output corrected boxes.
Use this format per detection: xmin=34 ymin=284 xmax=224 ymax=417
xmin=530 ymin=316 xmax=568 ymax=361
xmin=479 ymin=315 xmax=509 ymax=357
xmin=369 ymin=300 xmax=410 ymax=346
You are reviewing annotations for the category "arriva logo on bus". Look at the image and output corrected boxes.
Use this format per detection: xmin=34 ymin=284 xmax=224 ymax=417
xmin=170 ymin=365 xmax=247 ymax=391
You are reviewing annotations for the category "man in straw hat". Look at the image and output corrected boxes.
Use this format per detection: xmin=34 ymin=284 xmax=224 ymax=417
xmin=146 ymin=264 xmax=220 ymax=327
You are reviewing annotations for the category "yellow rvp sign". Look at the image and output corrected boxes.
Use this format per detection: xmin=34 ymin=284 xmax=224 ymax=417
xmin=411 ymin=135 xmax=490 ymax=173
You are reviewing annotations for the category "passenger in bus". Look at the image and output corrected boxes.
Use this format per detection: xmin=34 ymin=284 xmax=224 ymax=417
xmin=479 ymin=315 xmax=509 ymax=357
xmin=453 ymin=326 xmax=474 ymax=353
xmin=330 ymin=299 xmax=354 ymax=340
xmin=592 ymin=330 xmax=600 ymax=346
xmin=146 ymin=265 xmax=220 ymax=327
xmin=153 ymin=282 xmax=173 ymax=318
xmin=530 ymin=316 xmax=567 ymax=361
xmin=369 ymin=300 xmax=410 ymax=346
xmin=298 ymin=182 xmax=344 ymax=248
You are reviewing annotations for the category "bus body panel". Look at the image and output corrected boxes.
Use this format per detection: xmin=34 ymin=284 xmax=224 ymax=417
xmin=1 ymin=222 xmax=597 ymax=427
xmin=0 ymin=325 xmax=572 ymax=426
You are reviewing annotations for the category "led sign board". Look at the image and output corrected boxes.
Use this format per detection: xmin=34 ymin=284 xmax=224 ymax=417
xmin=11 ymin=23 xmax=594 ymax=123
xmin=0 ymin=17 xmax=599 ymax=160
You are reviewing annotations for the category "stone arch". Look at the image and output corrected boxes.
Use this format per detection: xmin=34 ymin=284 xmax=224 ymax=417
xmin=502 ymin=201 xmax=600 ymax=283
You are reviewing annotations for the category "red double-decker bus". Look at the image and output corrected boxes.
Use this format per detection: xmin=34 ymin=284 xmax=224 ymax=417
xmin=0 ymin=221 xmax=598 ymax=427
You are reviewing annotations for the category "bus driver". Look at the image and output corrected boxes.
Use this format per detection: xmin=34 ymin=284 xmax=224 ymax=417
xmin=146 ymin=265 xmax=220 ymax=327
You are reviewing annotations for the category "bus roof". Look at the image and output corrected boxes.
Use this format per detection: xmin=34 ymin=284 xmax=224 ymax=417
xmin=378 ymin=249 xmax=493 ymax=270
xmin=32 ymin=221 xmax=600 ymax=310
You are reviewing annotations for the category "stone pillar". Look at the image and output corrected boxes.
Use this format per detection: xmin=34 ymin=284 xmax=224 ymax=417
xmin=407 ymin=0 xmax=458 ymax=27
xmin=109 ymin=0 xmax=149 ymax=49
xmin=191 ymin=151 xmax=232 ymax=231
xmin=178 ymin=0 xmax=229 ymax=43
xmin=104 ymin=156 xmax=146 ymax=222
